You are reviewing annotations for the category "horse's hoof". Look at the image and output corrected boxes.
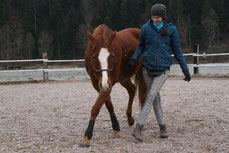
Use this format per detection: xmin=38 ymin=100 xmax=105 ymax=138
xmin=112 ymin=130 xmax=120 ymax=138
xmin=79 ymin=137 xmax=90 ymax=148
xmin=160 ymin=134 xmax=168 ymax=139
xmin=160 ymin=132 xmax=168 ymax=139
xmin=79 ymin=142 xmax=90 ymax=148
xmin=128 ymin=118 xmax=135 ymax=126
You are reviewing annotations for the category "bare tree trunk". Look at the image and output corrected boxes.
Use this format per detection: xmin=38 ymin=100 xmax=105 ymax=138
xmin=58 ymin=43 xmax=60 ymax=60
xmin=34 ymin=4 xmax=37 ymax=37
xmin=189 ymin=29 xmax=192 ymax=52
xmin=209 ymin=41 xmax=211 ymax=48
xmin=6 ymin=24 xmax=9 ymax=70
xmin=33 ymin=0 xmax=38 ymax=58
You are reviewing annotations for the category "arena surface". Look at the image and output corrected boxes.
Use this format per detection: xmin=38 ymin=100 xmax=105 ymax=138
xmin=0 ymin=77 xmax=229 ymax=153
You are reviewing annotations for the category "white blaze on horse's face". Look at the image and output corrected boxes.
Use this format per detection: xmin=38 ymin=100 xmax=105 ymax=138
xmin=98 ymin=47 xmax=111 ymax=92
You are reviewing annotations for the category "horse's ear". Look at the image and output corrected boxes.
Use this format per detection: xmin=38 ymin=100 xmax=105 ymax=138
xmin=87 ymin=31 xmax=95 ymax=44
xmin=108 ymin=30 xmax=117 ymax=45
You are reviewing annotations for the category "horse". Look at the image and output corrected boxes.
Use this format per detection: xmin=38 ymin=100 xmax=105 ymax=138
xmin=80 ymin=24 xmax=147 ymax=147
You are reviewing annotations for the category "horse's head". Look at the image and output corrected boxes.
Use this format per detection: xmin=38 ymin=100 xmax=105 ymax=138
xmin=86 ymin=26 xmax=122 ymax=93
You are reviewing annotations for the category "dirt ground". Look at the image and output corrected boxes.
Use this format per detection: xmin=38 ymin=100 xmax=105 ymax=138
xmin=0 ymin=77 xmax=229 ymax=153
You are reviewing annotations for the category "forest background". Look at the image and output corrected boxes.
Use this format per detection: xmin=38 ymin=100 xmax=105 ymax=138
xmin=0 ymin=0 xmax=228 ymax=61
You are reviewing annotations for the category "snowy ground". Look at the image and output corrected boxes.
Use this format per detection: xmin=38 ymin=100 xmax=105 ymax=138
xmin=0 ymin=64 xmax=229 ymax=83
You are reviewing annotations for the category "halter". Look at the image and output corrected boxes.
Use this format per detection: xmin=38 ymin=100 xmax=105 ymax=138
xmin=90 ymin=56 xmax=113 ymax=73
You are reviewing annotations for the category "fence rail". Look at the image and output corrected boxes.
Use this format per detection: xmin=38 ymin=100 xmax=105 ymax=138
xmin=0 ymin=53 xmax=228 ymax=63
xmin=0 ymin=50 xmax=229 ymax=81
xmin=0 ymin=59 xmax=85 ymax=63
xmin=0 ymin=59 xmax=44 ymax=63
xmin=193 ymin=63 xmax=229 ymax=67
xmin=173 ymin=53 xmax=229 ymax=57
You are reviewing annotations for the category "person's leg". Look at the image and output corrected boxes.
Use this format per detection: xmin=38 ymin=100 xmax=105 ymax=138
xmin=142 ymin=67 xmax=153 ymax=89
xmin=138 ymin=70 xmax=169 ymax=125
xmin=153 ymin=92 xmax=168 ymax=138
xmin=132 ymin=68 xmax=152 ymax=141
xmin=142 ymin=71 xmax=165 ymax=126
xmin=133 ymin=70 xmax=169 ymax=141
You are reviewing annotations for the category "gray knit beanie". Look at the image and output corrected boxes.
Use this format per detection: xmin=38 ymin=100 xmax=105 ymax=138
xmin=151 ymin=4 xmax=167 ymax=18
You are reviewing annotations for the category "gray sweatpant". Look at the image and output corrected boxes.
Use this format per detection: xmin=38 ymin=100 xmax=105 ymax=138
xmin=137 ymin=67 xmax=169 ymax=126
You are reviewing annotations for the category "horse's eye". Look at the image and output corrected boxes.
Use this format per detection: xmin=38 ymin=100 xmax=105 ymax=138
xmin=91 ymin=56 xmax=97 ymax=61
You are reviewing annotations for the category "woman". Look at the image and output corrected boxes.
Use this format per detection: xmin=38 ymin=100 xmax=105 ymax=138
xmin=127 ymin=3 xmax=191 ymax=141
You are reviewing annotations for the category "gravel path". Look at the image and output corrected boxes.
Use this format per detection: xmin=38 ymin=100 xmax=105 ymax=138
xmin=0 ymin=77 xmax=229 ymax=153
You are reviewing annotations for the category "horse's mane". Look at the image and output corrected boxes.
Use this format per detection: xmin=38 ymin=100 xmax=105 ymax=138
xmin=93 ymin=24 xmax=113 ymax=38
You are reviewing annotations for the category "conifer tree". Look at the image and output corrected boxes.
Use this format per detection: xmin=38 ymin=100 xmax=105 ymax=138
xmin=120 ymin=0 xmax=141 ymax=29
xmin=91 ymin=0 xmax=111 ymax=28
xmin=201 ymin=0 xmax=220 ymax=48
xmin=0 ymin=0 xmax=10 ymax=26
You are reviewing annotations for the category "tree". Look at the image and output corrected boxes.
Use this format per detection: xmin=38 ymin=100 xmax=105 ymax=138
xmin=0 ymin=0 xmax=10 ymax=26
xmin=0 ymin=0 xmax=228 ymax=60
xmin=168 ymin=0 xmax=189 ymax=48
xmin=109 ymin=0 xmax=122 ymax=30
xmin=201 ymin=0 xmax=220 ymax=48
xmin=91 ymin=0 xmax=111 ymax=29
xmin=21 ymin=32 xmax=34 ymax=59
xmin=0 ymin=24 xmax=15 ymax=60
xmin=38 ymin=30 xmax=53 ymax=58
xmin=220 ymin=0 xmax=229 ymax=36
xmin=75 ymin=24 xmax=87 ymax=59
xmin=48 ymin=0 xmax=64 ymax=59
xmin=168 ymin=0 xmax=183 ymax=25
xmin=202 ymin=9 xmax=220 ymax=48
xmin=183 ymin=0 xmax=205 ymax=45
xmin=120 ymin=0 xmax=141 ymax=29
xmin=64 ymin=6 xmax=79 ymax=59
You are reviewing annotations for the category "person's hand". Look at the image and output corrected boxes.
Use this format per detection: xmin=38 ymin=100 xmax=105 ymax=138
xmin=183 ymin=70 xmax=191 ymax=82
xmin=125 ymin=58 xmax=137 ymax=72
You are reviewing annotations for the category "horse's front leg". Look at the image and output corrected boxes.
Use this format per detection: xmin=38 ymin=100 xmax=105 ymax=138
xmin=104 ymin=95 xmax=120 ymax=137
xmin=80 ymin=92 xmax=108 ymax=147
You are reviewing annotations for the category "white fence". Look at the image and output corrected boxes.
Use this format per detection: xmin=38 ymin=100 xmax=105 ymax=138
xmin=0 ymin=52 xmax=229 ymax=82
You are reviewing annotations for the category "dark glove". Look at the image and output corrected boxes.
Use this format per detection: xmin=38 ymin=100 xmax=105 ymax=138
xmin=125 ymin=58 xmax=137 ymax=72
xmin=183 ymin=70 xmax=191 ymax=82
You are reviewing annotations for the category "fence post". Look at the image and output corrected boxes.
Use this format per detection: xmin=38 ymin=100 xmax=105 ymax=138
xmin=193 ymin=44 xmax=199 ymax=75
xmin=43 ymin=53 xmax=48 ymax=81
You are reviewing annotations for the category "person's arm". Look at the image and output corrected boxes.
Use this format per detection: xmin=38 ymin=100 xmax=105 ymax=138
xmin=125 ymin=26 xmax=146 ymax=71
xmin=132 ymin=26 xmax=146 ymax=60
xmin=171 ymin=26 xmax=191 ymax=81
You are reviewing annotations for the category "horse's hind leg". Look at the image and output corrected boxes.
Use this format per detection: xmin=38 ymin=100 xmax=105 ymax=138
xmin=120 ymin=79 xmax=136 ymax=126
xmin=105 ymin=95 xmax=120 ymax=137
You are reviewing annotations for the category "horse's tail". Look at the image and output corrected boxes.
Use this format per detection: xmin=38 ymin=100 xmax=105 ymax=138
xmin=134 ymin=68 xmax=147 ymax=109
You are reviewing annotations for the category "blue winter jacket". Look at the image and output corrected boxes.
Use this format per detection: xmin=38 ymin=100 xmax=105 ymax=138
xmin=132 ymin=19 xmax=189 ymax=72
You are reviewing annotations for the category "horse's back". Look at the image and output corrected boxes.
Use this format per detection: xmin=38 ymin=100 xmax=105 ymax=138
xmin=116 ymin=28 xmax=140 ymax=56
xmin=117 ymin=28 xmax=140 ymax=43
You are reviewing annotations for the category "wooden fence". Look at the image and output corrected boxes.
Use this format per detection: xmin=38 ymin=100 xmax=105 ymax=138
xmin=0 ymin=48 xmax=229 ymax=81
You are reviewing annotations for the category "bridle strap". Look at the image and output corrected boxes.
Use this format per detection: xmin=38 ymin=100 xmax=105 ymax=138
xmin=90 ymin=56 xmax=113 ymax=73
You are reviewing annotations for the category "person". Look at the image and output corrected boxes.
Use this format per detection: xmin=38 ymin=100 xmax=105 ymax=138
xmin=126 ymin=3 xmax=191 ymax=141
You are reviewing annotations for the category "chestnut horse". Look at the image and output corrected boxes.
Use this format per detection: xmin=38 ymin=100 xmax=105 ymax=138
xmin=80 ymin=25 xmax=147 ymax=147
